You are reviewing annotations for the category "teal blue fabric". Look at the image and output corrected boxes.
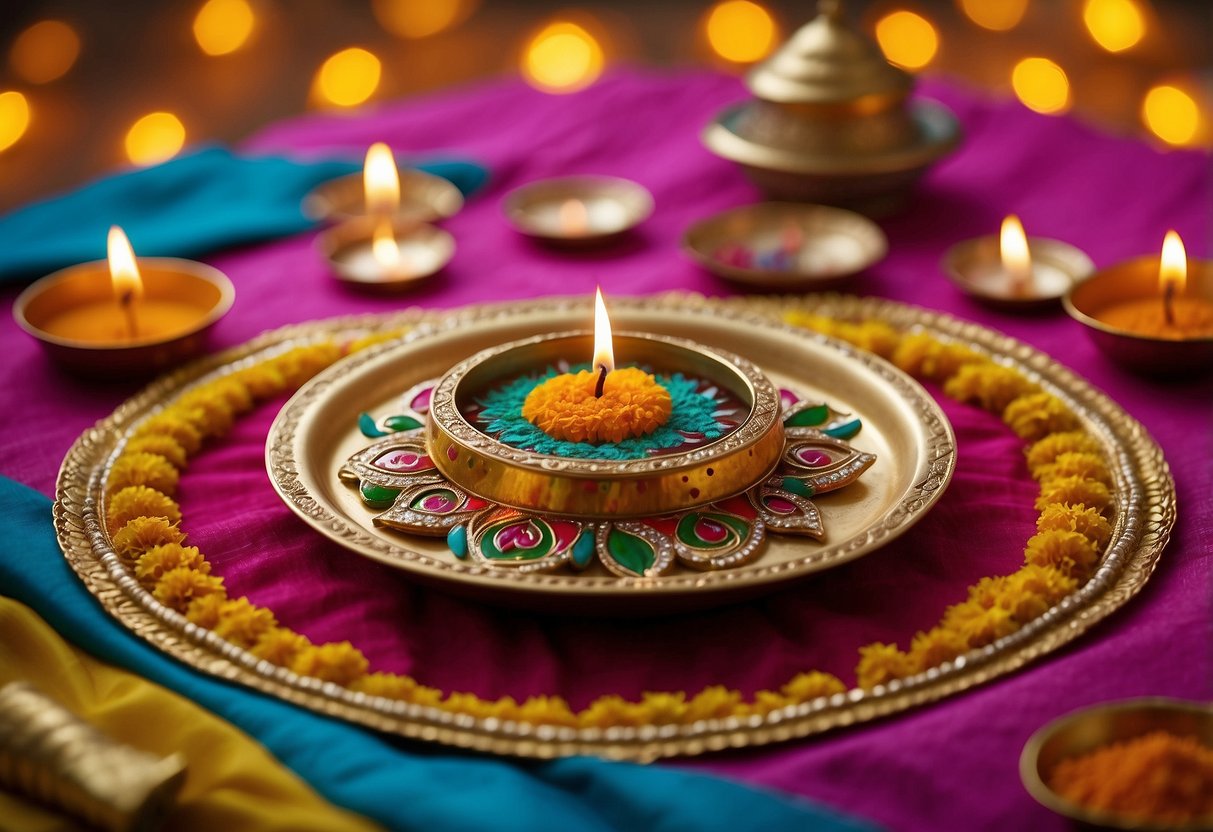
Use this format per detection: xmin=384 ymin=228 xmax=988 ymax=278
xmin=0 ymin=146 xmax=489 ymax=281
xmin=0 ymin=476 xmax=876 ymax=832
xmin=479 ymin=366 xmax=724 ymax=460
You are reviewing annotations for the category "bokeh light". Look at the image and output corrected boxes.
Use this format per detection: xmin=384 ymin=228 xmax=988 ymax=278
xmin=874 ymin=11 xmax=939 ymax=71
xmin=1142 ymin=85 xmax=1200 ymax=146
xmin=125 ymin=112 xmax=186 ymax=166
xmin=1011 ymin=57 xmax=1070 ymax=114
xmin=193 ymin=0 xmax=256 ymax=57
xmin=313 ymin=48 xmax=383 ymax=107
xmin=10 ymin=20 xmax=81 ymax=84
xmin=704 ymin=1 xmax=778 ymax=64
xmin=0 ymin=92 xmax=31 ymax=153
xmin=521 ymin=22 xmax=605 ymax=94
xmin=1083 ymin=0 xmax=1144 ymax=53
xmin=957 ymin=0 xmax=1028 ymax=31
xmin=372 ymin=0 xmax=477 ymax=39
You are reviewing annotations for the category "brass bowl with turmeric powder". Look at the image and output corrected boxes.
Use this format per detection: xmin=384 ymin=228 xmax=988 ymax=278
xmin=1021 ymin=698 xmax=1213 ymax=831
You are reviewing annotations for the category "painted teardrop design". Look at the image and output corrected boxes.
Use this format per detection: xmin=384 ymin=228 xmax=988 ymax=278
xmin=373 ymin=449 xmax=436 ymax=473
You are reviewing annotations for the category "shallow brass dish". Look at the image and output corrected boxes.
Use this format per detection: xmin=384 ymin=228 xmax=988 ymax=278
xmin=315 ymin=216 xmax=454 ymax=291
xmin=302 ymin=168 xmax=464 ymax=224
xmin=501 ymin=176 xmax=654 ymax=246
xmin=942 ymin=234 xmax=1094 ymax=312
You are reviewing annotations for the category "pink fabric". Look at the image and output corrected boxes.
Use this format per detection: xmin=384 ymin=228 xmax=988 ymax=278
xmin=2 ymin=70 xmax=1210 ymax=831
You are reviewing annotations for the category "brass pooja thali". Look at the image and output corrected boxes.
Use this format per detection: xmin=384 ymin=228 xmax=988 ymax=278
xmin=54 ymin=294 xmax=1174 ymax=761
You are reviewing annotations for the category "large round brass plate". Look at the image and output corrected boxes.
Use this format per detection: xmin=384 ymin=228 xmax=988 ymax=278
xmin=265 ymin=297 xmax=955 ymax=609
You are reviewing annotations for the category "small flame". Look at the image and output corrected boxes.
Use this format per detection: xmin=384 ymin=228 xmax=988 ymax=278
xmin=107 ymin=225 xmax=143 ymax=300
xmin=999 ymin=215 xmax=1033 ymax=284
xmin=592 ymin=286 xmax=614 ymax=375
xmin=559 ymin=198 xmax=589 ymax=236
xmin=1160 ymin=229 xmax=1186 ymax=294
xmin=363 ymin=142 xmax=400 ymax=216
xmin=371 ymin=218 xmax=400 ymax=268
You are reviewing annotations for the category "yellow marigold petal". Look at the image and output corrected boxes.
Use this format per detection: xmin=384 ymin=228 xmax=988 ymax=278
xmin=891 ymin=331 xmax=937 ymax=376
xmin=780 ymin=671 xmax=846 ymax=702
xmin=928 ymin=343 xmax=989 ymax=382
xmin=233 ymin=364 xmax=288 ymax=399
xmin=352 ymin=673 xmax=418 ymax=700
xmin=685 ymin=686 xmax=744 ymax=722
xmin=274 ymin=343 xmax=342 ymax=387
xmin=200 ymin=377 xmax=255 ymax=414
xmin=1035 ymin=477 xmax=1113 ymax=515
xmin=251 ymin=627 xmax=311 ymax=667
xmin=110 ymin=516 xmax=185 ymax=561
xmin=1024 ymin=529 xmax=1100 ymax=581
xmin=131 ymin=412 xmax=202 ymax=455
xmin=212 ymin=597 xmax=277 ymax=648
xmin=1003 ymin=393 xmax=1079 ymax=442
xmin=856 ymin=642 xmax=914 ymax=689
xmin=106 ymin=486 xmax=182 ymax=537
xmin=908 ymin=627 xmax=968 ymax=672
xmin=122 ymin=435 xmax=189 ymax=469
xmin=957 ymin=606 xmax=1017 ymax=648
xmin=152 ymin=566 xmax=225 ymax=612
xmin=636 ymin=692 xmax=689 ymax=724
xmin=943 ymin=363 xmax=1040 ymax=413
xmin=185 ymin=593 xmax=229 ymax=630
xmin=522 ymin=368 xmax=673 ymax=444
xmin=514 ymin=695 xmax=578 ymax=727
xmin=1010 ymin=564 xmax=1079 ymax=605
xmin=579 ymin=695 xmax=639 ymax=728
xmin=290 ymin=641 xmax=369 ymax=686
xmin=851 ymin=321 xmax=901 ymax=359
xmin=135 ymin=543 xmax=208 ymax=585
xmin=1025 ymin=431 xmax=1103 ymax=473
xmin=108 ymin=452 xmax=180 ymax=496
xmin=171 ymin=394 xmax=235 ymax=438
xmin=1036 ymin=503 xmax=1114 ymax=548
xmin=1036 ymin=452 xmax=1112 ymax=488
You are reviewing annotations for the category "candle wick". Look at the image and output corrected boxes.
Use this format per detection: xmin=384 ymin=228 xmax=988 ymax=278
xmin=120 ymin=290 xmax=138 ymax=339
xmin=1163 ymin=282 xmax=1176 ymax=327
xmin=594 ymin=364 xmax=607 ymax=398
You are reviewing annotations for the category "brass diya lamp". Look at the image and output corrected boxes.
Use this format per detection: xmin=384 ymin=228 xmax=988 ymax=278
xmin=702 ymin=0 xmax=960 ymax=215
xmin=340 ymin=289 xmax=877 ymax=578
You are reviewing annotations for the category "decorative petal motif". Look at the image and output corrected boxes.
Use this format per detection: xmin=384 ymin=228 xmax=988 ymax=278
xmin=772 ymin=428 xmax=877 ymax=496
xmin=463 ymin=507 xmax=588 ymax=573
xmin=374 ymin=482 xmax=490 ymax=536
xmin=357 ymin=379 xmax=438 ymax=438
xmin=642 ymin=502 xmax=766 ymax=571
xmin=341 ymin=430 xmax=443 ymax=491
xmin=780 ymin=393 xmax=863 ymax=439
xmin=596 ymin=522 xmax=676 ymax=578
xmin=748 ymin=486 xmax=824 ymax=539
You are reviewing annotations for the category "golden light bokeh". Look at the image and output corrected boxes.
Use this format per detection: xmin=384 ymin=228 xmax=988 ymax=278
xmin=521 ymin=22 xmax=604 ymax=94
xmin=874 ymin=10 xmax=939 ymax=71
xmin=1011 ymin=57 xmax=1070 ymax=115
xmin=313 ymin=48 xmax=383 ymax=108
xmin=0 ymin=91 xmax=31 ymax=153
xmin=1082 ymin=0 xmax=1145 ymax=53
xmin=1142 ymin=85 xmax=1200 ymax=147
xmin=704 ymin=1 xmax=778 ymax=64
xmin=125 ymin=112 xmax=187 ymax=166
xmin=193 ymin=0 xmax=256 ymax=57
xmin=372 ymin=0 xmax=477 ymax=39
xmin=957 ymin=0 xmax=1028 ymax=31
xmin=10 ymin=20 xmax=81 ymax=84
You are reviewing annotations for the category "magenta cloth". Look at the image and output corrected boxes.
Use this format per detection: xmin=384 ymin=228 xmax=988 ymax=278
xmin=3 ymin=70 xmax=1211 ymax=831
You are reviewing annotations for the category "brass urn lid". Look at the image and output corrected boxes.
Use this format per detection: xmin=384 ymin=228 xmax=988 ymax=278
xmin=747 ymin=0 xmax=911 ymax=106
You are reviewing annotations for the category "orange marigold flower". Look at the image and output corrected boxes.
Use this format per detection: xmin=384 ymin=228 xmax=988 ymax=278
xmin=352 ymin=672 xmax=418 ymax=700
xmin=635 ymin=692 xmax=689 ymax=724
xmin=1024 ymin=530 xmax=1100 ymax=580
xmin=152 ymin=566 xmax=225 ymax=612
xmin=170 ymin=395 xmax=234 ymax=438
xmin=1003 ymin=393 xmax=1079 ymax=442
xmin=200 ymin=377 xmax=255 ymax=414
xmin=212 ymin=597 xmax=277 ymax=648
xmin=185 ymin=593 xmax=229 ymax=630
xmin=744 ymin=690 xmax=793 ymax=716
xmin=780 ymin=671 xmax=846 ymax=702
xmin=685 ymin=686 xmax=745 ymax=722
xmin=409 ymin=685 xmax=444 ymax=708
xmin=514 ymin=695 xmax=578 ymax=727
xmin=851 ymin=321 xmax=901 ymax=359
xmin=290 ymin=641 xmax=370 ymax=686
xmin=856 ymin=642 xmax=914 ymax=689
xmin=908 ymin=627 xmax=968 ymax=672
xmin=943 ymin=363 xmax=1040 ymax=413
xmin=1035 ymin=452 xmax=1112 ymax=487
xmin=957 ymin=605 xmax=1018 ymax=648
xmin=107 ymin=452 xmax=180 ymax=496
xmin=110 ymin=516 xmax=184 ymax=561
xmin=1025 ymin=431 xmax=1103 ymax=473
xmin=122 ymin=435 xmax=188 ymax=469
xmin=131 ymin=412 xmax=203 ymax=455
xmin=106 ymin=486 xmax=182 ymax=536
xmin=1035 ymin=476 xmax=1113 ymax=515
xmin=580 ymin=695 xmax=643 ymax=728
xmin=251 ymin=627 xmax=311 ymax=667
xmin=135 ymin=543 xmax=208 ymax=584
xmin=929 ymin=343 xmax=990 ymax=382
xmin=522 ymin=367 xmax=673 ymax=444
xmin=1036 ymin=503 xmax=1113 ymax=549
xmin=890 ymin=331 xmax=937 ymax=377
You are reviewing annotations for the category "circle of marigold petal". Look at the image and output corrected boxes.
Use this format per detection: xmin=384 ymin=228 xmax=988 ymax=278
xmin=521 ymin=367 xmax=673 ymax=444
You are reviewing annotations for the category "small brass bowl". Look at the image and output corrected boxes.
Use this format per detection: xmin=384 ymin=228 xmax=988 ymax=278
xmin=683 ymin=202 xmax=887 ymax=290
xmin=1021 ymin=698 xmax=1213 ymax=831
xmin=13 ymin=258 xmax=234 ymax=377
xmin=502 ymin=176 xmax=654 ymax=246
xmin=942 ymin=234 xmax=1094 ymax=312
xmin=316 ymin=216 xmax=454 ymax=291
xmin=426 ymin=331 xmax=784 ymax=518
xmin=1063 ymin=256 xmax=1213 ymax=375
xmin=302 ymin=168 xmax=464 ymax=224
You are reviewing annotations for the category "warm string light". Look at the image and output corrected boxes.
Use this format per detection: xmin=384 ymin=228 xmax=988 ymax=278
xmin=521 ymin=21 xmax=605 ymax=94
xmin=372 ymin=0 xmax=477 ymax=39
xmin=10 ymin=20 xmax=81 ymax=84
xmin=107 ymin=226 xmax=144 ymax=339
xmin=1159 ymin=230 xmax=1186 ymax=327
xmin=703 ymin=1 xmax=778 ymax=64
xmin=0 ymin=91 xmax=31 ymax=153
xmin=1011 ymin=57 xmax=1070 ymax=115
xmin=1083 ymin=0 xmax=1145 ymax=53
xmin=874 ymin=10 xmax=939 ymax=71
xmin=1142 ymin=85 xmax=1201 ymax=147
xmin=313 ymin=47 xmax=382 ymax=108
xmin=592 ymin=286 xmax=615 ymax=398
xmin=957 ymin=0 xmax=1027 ymax=32
xmin=124 ymin=112 xmax=186 ymax=166
xmin=193 ymin=0 xmax=256 ymax=57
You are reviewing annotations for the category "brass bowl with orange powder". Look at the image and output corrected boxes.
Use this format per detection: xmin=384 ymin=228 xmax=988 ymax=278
xmin=1020 ymin=698 xmax=1213 ymax=831
xmin=426 ymin=331 xmax=785 ymax=519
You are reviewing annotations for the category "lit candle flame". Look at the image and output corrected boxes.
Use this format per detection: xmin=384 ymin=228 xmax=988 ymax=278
xmin=1000 ymin=214 xmax=1033 ymax=287
xmin=371 ymin=218 xmax=401 ymax=268
xmin=107 ymin=225 xmax=142 ymax=338
xmin=1160 ymin=229 xmax=1185 ymax=327
xmin=559 ymin=198 xmax=589 ymax=236
xmin=363 ymin=142 xmax=400 ymax=216
xmin=592 ymin=286 xmax=614 ymax=397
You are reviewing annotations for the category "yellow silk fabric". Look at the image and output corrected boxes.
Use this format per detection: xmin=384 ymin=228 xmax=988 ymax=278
xmin=0 ymin=597 xmax=381 ymax=832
